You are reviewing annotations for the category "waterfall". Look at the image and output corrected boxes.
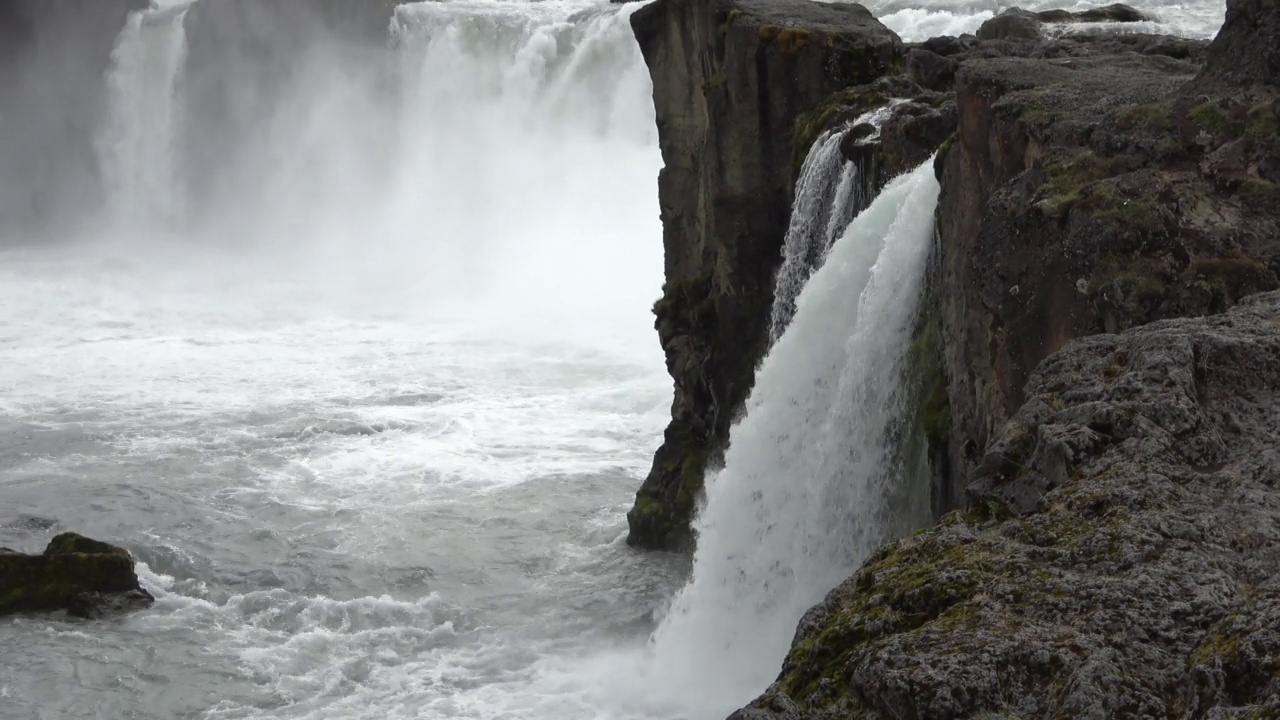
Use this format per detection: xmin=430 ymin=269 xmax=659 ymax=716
xmin=84 ymin=0 xmax=660 ymax=333
xmin=97 ymin=2 xmax=191 ymax=232
xmin=768 ymin=130 xmax=852 ymax=342
xmin=768 ymin=101 xmax=905 ymax=341
xmin=649 ymin=160 xmax=940 ymax=717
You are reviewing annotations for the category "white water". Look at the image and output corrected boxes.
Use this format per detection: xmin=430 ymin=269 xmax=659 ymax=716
xmin=648 ymin=162 xmax=941 ymax=716
xmin=98 ymin=2 xmax=191 ymax=230
xmin=853 ymin=0 xmax=1225 ymax=41
xmin=2 ymin=2 xmax=679 ymax=719
xmin=769 ymin=101 xmax=906 ymax=341
xmin=768 ymin=130 xmax=854 ymax=342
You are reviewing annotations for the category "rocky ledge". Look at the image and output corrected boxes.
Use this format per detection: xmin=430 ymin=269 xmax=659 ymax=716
xmin=1 ymin=533 xmax=153 ymax=619
xmin=737 ymin=290 xmax=1280 ymax=719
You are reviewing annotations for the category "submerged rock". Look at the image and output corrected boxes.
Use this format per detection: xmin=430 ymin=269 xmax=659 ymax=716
xmin=0 ymin=533 xmax=153 ymax=618
xmin=734 ymin=291 xmax=1280 ymax=719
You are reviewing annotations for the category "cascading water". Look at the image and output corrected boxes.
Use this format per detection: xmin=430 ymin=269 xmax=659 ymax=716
xmin=648 ymin=161 xmax=941 ymax=717
xmin=768 ymin=129 xmax=853 ymax=342
xmin=769 ymin=102 xmax=903 ymax=341
xmin=859 ymin=0 xmax=1225 ymax=40
xmin=97 ymin=2 xmax=191 ymax=231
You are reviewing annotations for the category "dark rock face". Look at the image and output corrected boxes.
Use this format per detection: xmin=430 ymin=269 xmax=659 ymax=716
xmin=736 ymin=291 xmax=1280 ymax=719
xmin=1 ymin=533 xmax=153 ymax=618
xmin=1196 ymin=0 xmax=1280 ymax=88
xmin=626 ymin=0 xmax=903 ymax=550
xmin=936 ymin=41 xmax=1278 ymax=511
xmin=0 ymin=0 xmax=147 ymax=239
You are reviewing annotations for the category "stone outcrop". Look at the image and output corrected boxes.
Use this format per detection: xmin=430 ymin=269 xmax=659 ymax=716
xmin=626 ymin=0 xmax=904 ymax=549
xmin=0 ymin=0 xmax=146 ymax=239
xmin=735 ymin=291 xmax=1280 ymax=719
xmin=1 ymin=533 xmax=153 ymax=619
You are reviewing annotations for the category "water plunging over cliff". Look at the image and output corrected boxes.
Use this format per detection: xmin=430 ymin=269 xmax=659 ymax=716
xmin=768 ymin=130 xmax=854 ymax=342
xmin=648 ymin=161 xmax=940 ymax=716
xmin=98 ymin=2 xmax=190 ymax=231
xmin=769 ymin=102 xmax=904 ymax=342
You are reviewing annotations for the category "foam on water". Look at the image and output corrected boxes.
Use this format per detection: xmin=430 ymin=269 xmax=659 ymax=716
xmin=854 ymin=0 xmax=1224 ymax=40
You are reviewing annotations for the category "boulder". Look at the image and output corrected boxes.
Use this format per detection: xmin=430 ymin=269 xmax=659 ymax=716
xmin=0 ymin=533 xmax=154 ymax=618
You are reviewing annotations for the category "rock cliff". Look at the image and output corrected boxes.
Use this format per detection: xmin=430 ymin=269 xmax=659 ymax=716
xmin=626 ymin=0 xmax=903 ymax=550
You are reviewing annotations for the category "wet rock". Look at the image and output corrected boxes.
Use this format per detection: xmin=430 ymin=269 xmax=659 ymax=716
xmin=0 ymin=533 xmax=154 ymax=618
xmin=626 ymin=0 xmax=903 ymax=550
xmin=935 ymin=10 xmax=1279 ymax=510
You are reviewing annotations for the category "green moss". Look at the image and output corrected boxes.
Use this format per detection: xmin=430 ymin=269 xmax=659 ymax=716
xmin=937 ymin=131 xmax=958 ymax=166
xmin=702 ymin=71 xmax=728 ymax=92
xmin=1245 ymin=104 xmax=1278 ymax=144
xmin=1193 ymin=627 xmax=1243 ymax=664
xmin=0 ymin=536 xmax=139 ymax=615
xmin=1240 ymin=179 xmax=1280 ymax=203
xmin=1184 ymin=254 xmax=1275 ymax=295
xmin=1189 ymin=99 xmax=1229 ymax=135
xmin=1115 ymin=102 xmax=1174 ymax=131
xmin=1040 ymin=152 xmax=1125 ymax=212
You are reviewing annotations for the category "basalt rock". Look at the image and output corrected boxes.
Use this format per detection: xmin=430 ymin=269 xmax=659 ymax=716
xmin=626 ymin=0 xmax=903 ymax=550
xmin=734 ymin=290 xmax=1280 ymax=720
xmin=1 ymin=533 xmax=153 ymax=618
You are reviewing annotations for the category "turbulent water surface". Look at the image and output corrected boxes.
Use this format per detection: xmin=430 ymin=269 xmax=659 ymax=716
xmin=0 ymin=0 xmax=1227 ymax=717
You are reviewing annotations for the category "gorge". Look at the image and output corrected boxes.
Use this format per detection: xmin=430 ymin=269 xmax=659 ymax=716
xmin=1 ymin=0 xmax=1277 ymax=718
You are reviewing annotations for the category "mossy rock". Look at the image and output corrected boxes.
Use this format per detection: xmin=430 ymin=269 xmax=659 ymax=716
xmin=0 ymin=533 xmax=153 ymax=618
